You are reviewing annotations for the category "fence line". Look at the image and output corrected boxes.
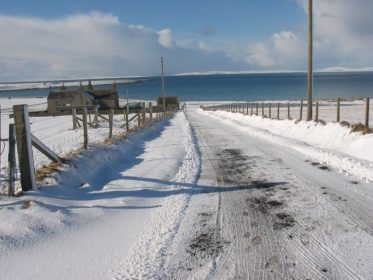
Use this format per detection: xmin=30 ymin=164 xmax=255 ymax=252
xmin=202 ymin=98 xmax=372 ymax=129
xmin=0 ymin=102 xmax=178 ymax=195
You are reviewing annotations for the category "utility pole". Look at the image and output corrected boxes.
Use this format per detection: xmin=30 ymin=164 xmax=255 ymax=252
xmin=126 ymin=89 xmax=129 ymax=106
xmin=307 ymin=0 xmax=313 ymax=121
xmin=161 ymin=57 xmax=166 ymax=114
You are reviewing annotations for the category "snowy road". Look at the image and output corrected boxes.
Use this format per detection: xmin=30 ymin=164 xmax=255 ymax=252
xmin=117 ymin=106 xmax=373 ymax=279
xmin=179 ymin=107 xmax=373 ymax=279
xmin=1 ymin=105 xmax=373 ymax=279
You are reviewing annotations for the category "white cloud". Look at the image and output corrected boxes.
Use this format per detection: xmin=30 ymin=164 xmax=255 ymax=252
xmin=246 ymin=42 xmax=275 ymax=67
xmin=244 ymin=31 xmax=305 ymax=68
xmin=0 ymin=12 xmax=234 ymax=82
xmin=296 ymin=0 xmax=373 ymax=68
xmin=157 ymin=29 xmax=174 ymax=48
xmin=241 ymin=0 xmax=373 ymax=71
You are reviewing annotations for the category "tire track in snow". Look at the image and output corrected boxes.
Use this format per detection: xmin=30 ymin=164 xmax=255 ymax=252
xmin=114 ymin=111 xmax=202 ymax=280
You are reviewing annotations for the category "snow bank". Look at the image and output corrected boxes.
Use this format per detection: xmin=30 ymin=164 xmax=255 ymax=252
xmin=202 ymin=109 xmax=373 ymax=182
xmin=0 ymin=114 xmax=181 ymax=251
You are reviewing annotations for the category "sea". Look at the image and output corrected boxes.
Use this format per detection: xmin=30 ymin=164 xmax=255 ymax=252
xmin=1 ymin=72 xmax=373 ymax=102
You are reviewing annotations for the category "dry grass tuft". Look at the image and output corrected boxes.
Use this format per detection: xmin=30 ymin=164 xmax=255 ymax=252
xmin=351 ymin=123 xmax=372 ymax=134
xmin=22 ymin=200 xmax=36 ymax=209
xmin=340 ymin=121 xmax=351 ymax=128
xmin=317 ymin=119 xmax=326 ymax=125
xmin=36 ymin=162 xmax=62 ymax=182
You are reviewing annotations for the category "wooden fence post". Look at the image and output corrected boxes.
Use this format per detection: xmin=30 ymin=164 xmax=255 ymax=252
xmin=82 ymin=108 xmax=88 ymax=149
xmin=315 ymin=101 xmax=319 ymax=122
xmin=94 ymin=107 xmax=99 ymax=128
xmin=337 ymin=98 xmax=341 ymax=122
xmin=142 ymin=102 xmax=146 ymax=126
xmin=251 ymin=104 xmax=253 ymax=115
xmin=149 ymin=102 xmax=153 ymax=123
xmin=138 ymin=110 xmax=141 ymax=127
xmin=300 ymin=100 xmax=303 ymax=120
xmin=109 ymin=109 xmax=114 ymax=139
xmin=125 ymin=105 xmax=129 ymax=132
xmin=13 ymin=105 xmax=36 ymax=191
xmin=0 ymin=104 xmax=1 ymax=170
xmin=256 ymin=103 xmax=259 ymax=115
xmin=366 ymin=98 xmax=370 ymax=128
xmin=261 ymin=102 xmax=264 ymax=117
xmin=269 ymin=103 xmax=272 ymax=118
xmin=88 ymin=110 xmax=92 ymax=125
xmin=72 ymin=108 xmax=77 ymax=129
xmin=277 ymin=103 xmax=280 ymax=120
xmin=287 ymin=103 xmax=291 ymax=120
xmin=8 ymin=124 xmax=16 ymax=196
xmin=246 ymin=103 xmax=249 ymax=115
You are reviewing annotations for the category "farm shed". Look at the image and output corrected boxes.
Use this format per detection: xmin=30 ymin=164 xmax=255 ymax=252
xmin=47 ymin=89 xmax=91 ymax=113
xmin=157 ymin=96 xmax=180 ymax=111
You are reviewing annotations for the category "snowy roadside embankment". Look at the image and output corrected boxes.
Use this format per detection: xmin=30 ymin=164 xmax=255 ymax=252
xmin=0 ymin=115 xmax=179 ymax=250
xmin=201 ymin=109 xmax=373 ymax=182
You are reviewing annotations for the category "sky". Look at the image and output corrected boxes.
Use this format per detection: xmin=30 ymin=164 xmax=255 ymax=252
xmin=0 ymin=0 xmax=373 ymax=82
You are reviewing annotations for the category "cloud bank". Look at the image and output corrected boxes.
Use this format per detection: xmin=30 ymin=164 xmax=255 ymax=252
xmin=1 ymin=1 xmax=373 ymax=82
xmin=0 ymin=12 xmax=236 ymax=81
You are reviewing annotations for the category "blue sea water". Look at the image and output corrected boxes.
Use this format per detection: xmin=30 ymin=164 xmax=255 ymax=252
xmin=1 ymin=72 xmax=373 ymax=101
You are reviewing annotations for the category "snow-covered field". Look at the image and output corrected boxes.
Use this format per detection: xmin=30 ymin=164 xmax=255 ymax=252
xmin=0 ymin=98 xmax=373 ymax=279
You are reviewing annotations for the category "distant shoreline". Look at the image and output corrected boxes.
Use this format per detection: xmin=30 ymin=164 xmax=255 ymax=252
xmin=0 ymin=78 xmax=145 ymax=92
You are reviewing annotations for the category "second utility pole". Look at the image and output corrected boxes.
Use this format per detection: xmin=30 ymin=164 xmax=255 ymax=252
xmin=161 ymin=57 xmax=166 ymax=115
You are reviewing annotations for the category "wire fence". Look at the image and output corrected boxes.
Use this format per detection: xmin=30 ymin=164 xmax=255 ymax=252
xmin=0 ymin=102 xmax=171 ymax=195
xmin=203 ymin=98 xmax=372 ymax=129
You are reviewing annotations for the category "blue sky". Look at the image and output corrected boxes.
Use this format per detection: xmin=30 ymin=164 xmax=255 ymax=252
xmin=0 ymin=0 xmax=372 ymax=81
xmin=0 ymin=0 xmax=305 ymax=37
